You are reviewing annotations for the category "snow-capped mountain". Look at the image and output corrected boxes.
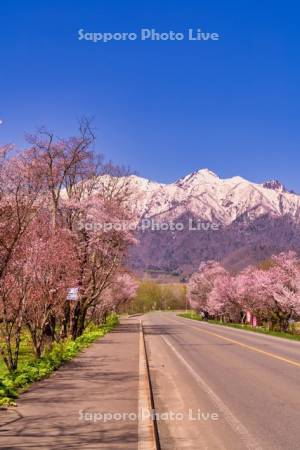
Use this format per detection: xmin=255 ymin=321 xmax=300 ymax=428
xmin=123 ymin=169 xmax=300 ymax=276
xmin=127 ymin=169 xmax=300 ymax=224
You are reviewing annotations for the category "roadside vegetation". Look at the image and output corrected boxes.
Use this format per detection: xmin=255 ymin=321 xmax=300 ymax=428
xmin=178 ymin=311 xmax=202 ymax=321
xmin=0 ymin=122 xmax=139 ymax=405
xmin=123 ymin=281 xmax=186 ymax=314
xmin=187 ymin=254 xmax=300 ymax=334
xmin=178 ymin=311 xmax=300 ymax=341
xmin=0 ymin=314 xmax=118 ymax=406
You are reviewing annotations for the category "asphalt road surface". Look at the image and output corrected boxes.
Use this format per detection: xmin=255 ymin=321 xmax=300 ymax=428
xmin=2 ymin=313 xmax=300 ymax=450
xmin=143 ymin=312 xmax=300 ymax=450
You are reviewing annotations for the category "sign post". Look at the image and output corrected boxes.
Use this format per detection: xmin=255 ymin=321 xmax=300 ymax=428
xmin=67 ymin=287 xmax=80 ymax=335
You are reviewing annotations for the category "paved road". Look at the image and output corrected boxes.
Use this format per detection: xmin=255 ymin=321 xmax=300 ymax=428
xmin=2 ymin=313 xmax=300 ymax=450
xmin=143 ymin=312 xmax=300 ymax=450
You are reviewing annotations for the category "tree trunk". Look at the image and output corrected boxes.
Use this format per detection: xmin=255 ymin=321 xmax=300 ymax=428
xmin=76 ymin=307 xmax=88 ymax=337
xmin=60 ymin=301 xmax=70 ymax=339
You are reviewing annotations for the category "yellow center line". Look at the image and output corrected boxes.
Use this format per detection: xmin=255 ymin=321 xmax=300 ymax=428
xmin=180 ymin=319 xmax=300 ymax=369
xmin=164 ymin=319 xmax=300 ymax=368
xmin=164 ymin=312 xmax=300 ymax=367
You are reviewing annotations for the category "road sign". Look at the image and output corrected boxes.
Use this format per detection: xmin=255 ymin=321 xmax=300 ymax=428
xmin=67 ymin=287 xmax=79 ymax=301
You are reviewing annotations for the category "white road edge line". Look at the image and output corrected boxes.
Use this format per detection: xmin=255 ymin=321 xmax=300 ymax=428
xmin=138 ymin=320 xmax=157 ymax=450
xmin=162 ymin=335 xmax=262 ymax=450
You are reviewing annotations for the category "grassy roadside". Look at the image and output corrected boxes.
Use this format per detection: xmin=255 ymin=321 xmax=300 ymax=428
xmin=0 ymin=314 xmax=119 ymax=407
xmin=178 ymin=311 xmax=203 ymax=321
xmin=177 ymin=312 xmax=300 ymax=342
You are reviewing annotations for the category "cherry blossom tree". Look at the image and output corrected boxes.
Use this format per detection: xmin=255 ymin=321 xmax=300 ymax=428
xmin=69 ymin=192 xmax=136 ymax=338
xmin=23 ymin=212 xmax=78 ymax=357
xmin=0 ymin=124 xmax=137 ymax=370
xmin=23 ymin=123 xmax=137 ymax=339
xmin=256 ymin=252 xmax=300 ymax=330
xmin=0 ymin=147 xmax=44 ymax=370
xmin=188 ymin=252 xmax=300 ymax=331
xmin=91 ymin=272 xmax=138 ymax=324
xmin=27 ymin=118 xmax=96 ymax=229
xmin=207 ymin=271 xmax=240 ymax=322
xmin=187 ymin=261 xmax=227 ymax=314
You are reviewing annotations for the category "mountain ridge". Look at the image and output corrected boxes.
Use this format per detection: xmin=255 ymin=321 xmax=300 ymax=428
xmin=113 ymin=169 xmax=300 ymax=276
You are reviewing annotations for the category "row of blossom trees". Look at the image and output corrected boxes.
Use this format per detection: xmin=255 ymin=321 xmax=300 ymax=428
xmin=0 ymin=122 xmax=138 ymax=371
xmin=188 ymin=251 xmax=300 ymax=332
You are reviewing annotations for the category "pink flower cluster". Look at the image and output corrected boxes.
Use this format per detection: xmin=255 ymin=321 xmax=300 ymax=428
xmin=188 ymin=252 xmax=300 ymax=330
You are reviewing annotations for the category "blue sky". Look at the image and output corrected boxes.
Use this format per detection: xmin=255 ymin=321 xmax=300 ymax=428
xmin=0 ymin=1 xmax=299 ymax=189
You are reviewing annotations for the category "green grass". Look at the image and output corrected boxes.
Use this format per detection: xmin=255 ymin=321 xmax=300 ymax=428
xmin=178 ymin=311 xmax=203 ymax=320
xmin=177 ymin=312 xmax=300 ymax=342
xmin=0 ymin=332 xmax=36 ymax=377
xmin=0 ymin=314 xmax=119 ymax=406
xmin=207 ymin=320 xmax=300 ymax=341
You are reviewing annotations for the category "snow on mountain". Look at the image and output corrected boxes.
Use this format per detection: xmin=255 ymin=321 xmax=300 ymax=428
xmin=103 ymin=169 xmax=300 ymax=276
xmin=126 ymin=169 xmax=300 ymax=225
